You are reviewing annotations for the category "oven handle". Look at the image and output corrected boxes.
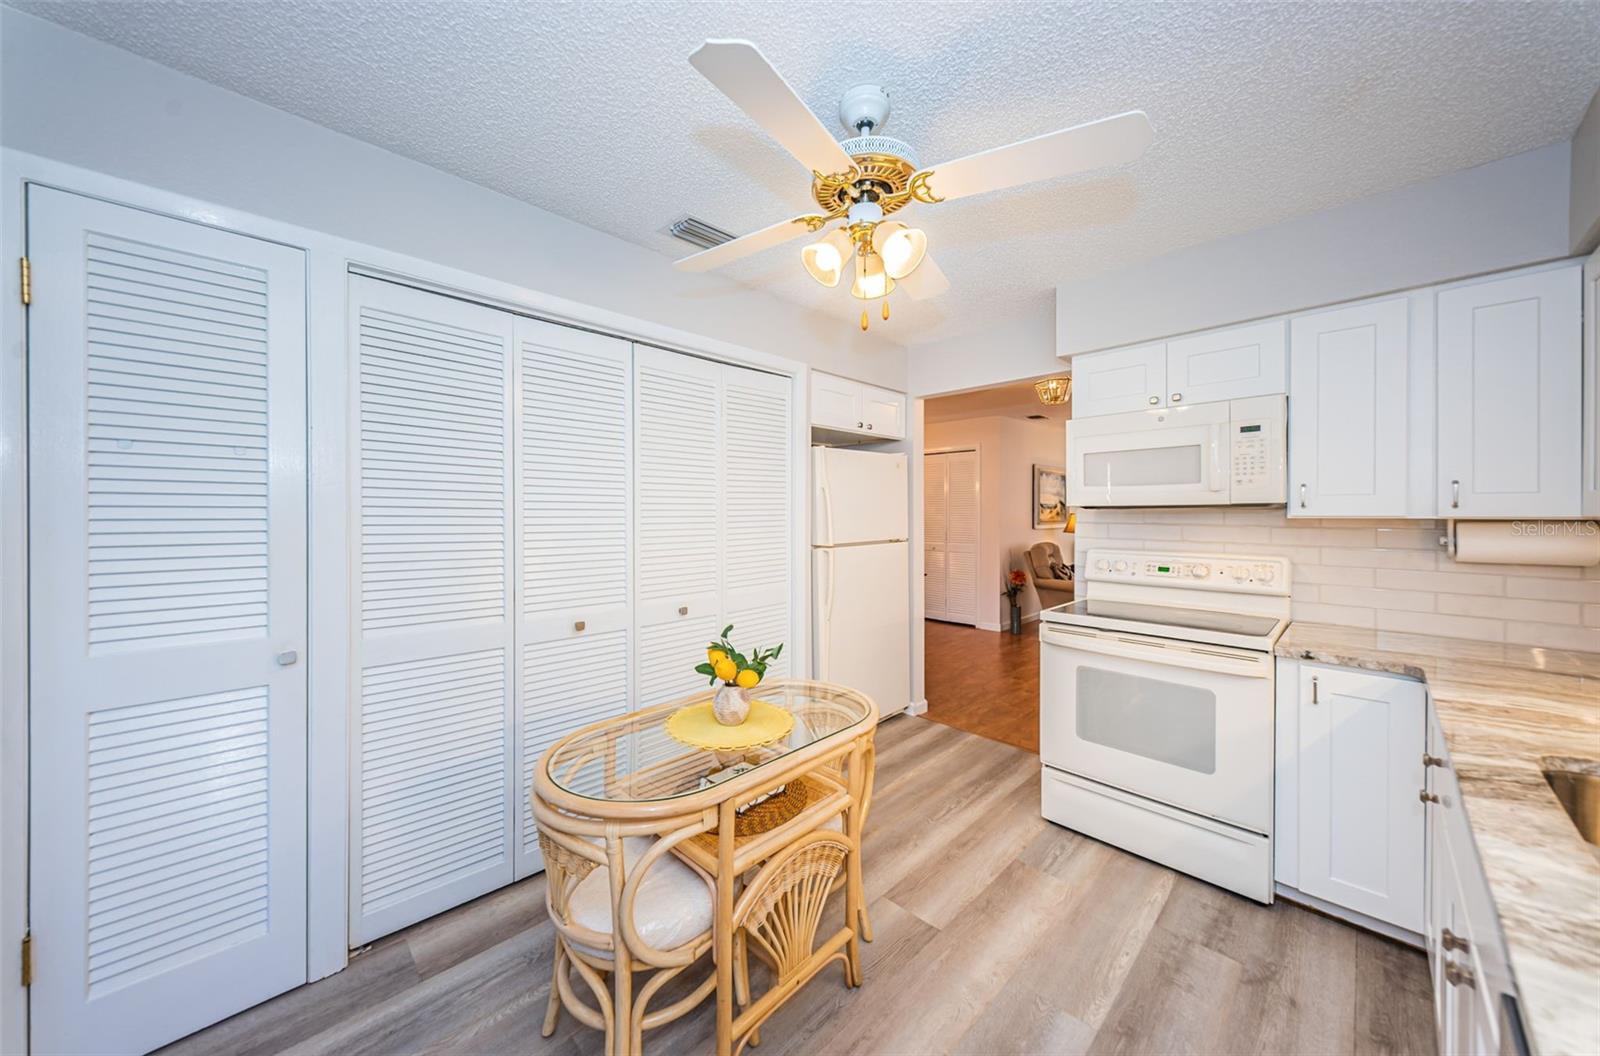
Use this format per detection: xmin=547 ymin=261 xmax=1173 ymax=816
xmin=1041 ymin=625 xmax=1270 ymax=678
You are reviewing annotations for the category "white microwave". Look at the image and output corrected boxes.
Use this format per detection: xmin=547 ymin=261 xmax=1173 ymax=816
xmin=1065 ymin=395 xmax=1286 ymax=507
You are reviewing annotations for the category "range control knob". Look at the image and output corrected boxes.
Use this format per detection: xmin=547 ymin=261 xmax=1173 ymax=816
xmin=1113 ymin=560 xmax=1128 ymax=572
xmin=1257 ymin=565 xmax=1277 ymax=583
xmin=1191 ymin=565 xmax=1209 ymax=578
xmin=1095 ymin=558 xmax=1110 ymax=572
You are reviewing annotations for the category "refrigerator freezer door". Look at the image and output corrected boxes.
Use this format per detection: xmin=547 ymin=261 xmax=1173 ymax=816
xmin=813 ymin=447 xmax=909 ymax=546
xmin=813 ymin=541 xmax=910 ymax=716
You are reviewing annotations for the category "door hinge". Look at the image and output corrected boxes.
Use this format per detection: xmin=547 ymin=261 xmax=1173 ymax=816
xmin=19 ymin=257 xmax=31 ymax=306
xmin=20 ymin=932 xmax=32 ymax=987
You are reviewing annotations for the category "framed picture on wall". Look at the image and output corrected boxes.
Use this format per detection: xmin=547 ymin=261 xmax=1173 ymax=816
xmin=1033 ymin=464 xmax=1067 ymax=529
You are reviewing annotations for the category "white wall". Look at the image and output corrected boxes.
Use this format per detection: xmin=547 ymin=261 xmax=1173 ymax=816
xmin=1574 ymin=88 xmax=1600 ymax=253
xmin=1075 ymin=509 xmax=1600 ymax=652
xmin=907 ymin=142 xmax=1574 ymax=396
xmin=0 ymin=7 xmax=908 ymax=388
xmin=925 ymin=414 xmax=1068 ymax=628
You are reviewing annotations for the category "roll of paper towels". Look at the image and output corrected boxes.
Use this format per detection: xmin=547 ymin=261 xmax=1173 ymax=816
xmin=1448 ymin=521 xmax=1600 ymax=566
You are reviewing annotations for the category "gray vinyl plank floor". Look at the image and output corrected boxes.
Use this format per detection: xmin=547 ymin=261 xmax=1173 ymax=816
xmin=159 ymin=716 xmax=1436 ymax=1056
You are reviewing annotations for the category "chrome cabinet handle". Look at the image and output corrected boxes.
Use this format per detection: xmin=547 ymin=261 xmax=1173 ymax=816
xmin=1299 ymin=483 xmax=1307 ymax=509
xmin=1419 ymin=789 xmax=1441 ymax=804
xmin=1171 ymin=392 xmax=1183 ymax=402
xmin=866 ymin=423 xmax=874 ymax=430
xmin=856 ymin=420 xmax=864 ymax=428
xmin=1423 ymin=753 xmax=1446 ymax=768
xmin=1451 ymin=480 xmax=1460 ymax=509
xmin=276 ymin=650 xmax=299 ymax=667
xmin=1444 ymin=961 xmax=1476 ymax=989
xmin=1148 ymin=395 xmax=1159 ymax=405
xmin=1310 ymin=676 xmax=1319 ymax=704
xmin=1441 ymin=928 xmax=1471 ymax=954
xmin=678 ymin=606 xmax=689 ymax=616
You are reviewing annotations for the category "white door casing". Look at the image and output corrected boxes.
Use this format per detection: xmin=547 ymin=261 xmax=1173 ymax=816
xmin=27 ymin=186 xmax=309 ymax=1055
xmin=514 ymin=318 xmax=633 ymax=877
xmin=348 ymin=277 xmax=516 ymax=945
xmin=921 ymin=450 xmax=979 ymax=626
xmin=922 ymin=452 xmax=949 ymax=620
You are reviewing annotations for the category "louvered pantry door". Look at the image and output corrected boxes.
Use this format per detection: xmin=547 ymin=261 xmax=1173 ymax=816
xmin=923 ymin=453 xmax=949 ymax=620
xmin=719 ymin=364 xmax=792 ymax=680
xmin=350 ymin=277 xmax=516 ymax=943
xmin=633 ymin=344 xmax=725 ymax=762
xmin=27 ymin=187 xmax=308 ymax=1055
xmin=514 ymin=317 xmax=632 ymax=878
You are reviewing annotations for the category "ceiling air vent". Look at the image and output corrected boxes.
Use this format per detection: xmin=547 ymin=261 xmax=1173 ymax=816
xmin=1026 ymin=414 xmax=1049 ymax=420
xmin=670 ymin=216 xmax=736 ymax=251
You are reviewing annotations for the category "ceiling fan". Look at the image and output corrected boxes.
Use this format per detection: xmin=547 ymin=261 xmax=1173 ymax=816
xmin=674 ymin=40 xmax=1154 ymax=331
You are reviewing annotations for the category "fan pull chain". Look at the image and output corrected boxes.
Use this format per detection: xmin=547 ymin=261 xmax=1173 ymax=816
xmin=860 ymin=308 xmax=869 ymax=331
xmin=882 ymin=298 xmax=890 ymax=321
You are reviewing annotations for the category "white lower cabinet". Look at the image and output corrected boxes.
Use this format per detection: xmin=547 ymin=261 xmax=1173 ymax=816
xmin=1424 ymin=707 xmax=1519 ymax=1056
xmin=1281 ymin=661 xmax=1426 ymax=933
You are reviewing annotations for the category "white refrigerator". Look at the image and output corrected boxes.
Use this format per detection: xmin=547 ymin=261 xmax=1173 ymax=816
xmin=813 ymin=447 xmax=911 ymax=717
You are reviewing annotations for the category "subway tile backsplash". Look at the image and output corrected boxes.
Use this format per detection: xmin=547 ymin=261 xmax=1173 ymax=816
xmin=1074 ymin=509 xmax=1600 ymax=652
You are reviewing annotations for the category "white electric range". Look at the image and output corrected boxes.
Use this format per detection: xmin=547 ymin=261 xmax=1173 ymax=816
xmin=1038 ymin=549 xmax=1291 ymax=902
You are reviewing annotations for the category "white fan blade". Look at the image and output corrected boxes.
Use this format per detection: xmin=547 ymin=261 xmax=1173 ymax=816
xmin=918 ymin=110 xmax=1153 ymax=203
xmin=899 ymin=253 xmax=949 ymax=301
xmin=689 ymin=40 xmax=857 ymax=175
xmin=674 ymin=215 xmax=818 ymax=272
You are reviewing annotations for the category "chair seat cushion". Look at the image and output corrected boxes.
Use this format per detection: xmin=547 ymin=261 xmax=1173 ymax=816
xmin=566 ymin=836 xmax=712 ymax=957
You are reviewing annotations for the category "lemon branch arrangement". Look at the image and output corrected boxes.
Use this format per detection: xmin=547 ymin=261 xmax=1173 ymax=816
xmin=695 ymin=624 xmax=784 ymax=725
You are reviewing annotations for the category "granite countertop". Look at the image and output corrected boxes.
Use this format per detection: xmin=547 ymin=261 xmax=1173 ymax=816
xmin=1276 ymin=623 xmax=1600 ymax=1056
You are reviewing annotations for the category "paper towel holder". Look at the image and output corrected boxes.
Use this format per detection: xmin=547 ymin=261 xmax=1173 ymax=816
xmin=1441 ymin=518 xmax=1600 ymax=565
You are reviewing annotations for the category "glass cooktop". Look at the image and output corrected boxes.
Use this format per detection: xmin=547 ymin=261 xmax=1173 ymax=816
xmin=1043 ymin=598 xmax=1283 ymax=640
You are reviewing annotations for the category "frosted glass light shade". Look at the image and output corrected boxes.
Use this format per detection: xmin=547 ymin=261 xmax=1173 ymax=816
xmin=872 ymin=221 xmax=928 ymax=280
xmin=849 ymin=252 xmax=896 ymax=300
xmin=801 ymin=228 xmax=852 ymax=287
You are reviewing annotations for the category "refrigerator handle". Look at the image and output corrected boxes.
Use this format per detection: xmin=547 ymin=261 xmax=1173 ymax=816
xmin=817 ymin=549 xmax=834 ymax=677
xmin=819 ymin=483 xmax=834 ymax=547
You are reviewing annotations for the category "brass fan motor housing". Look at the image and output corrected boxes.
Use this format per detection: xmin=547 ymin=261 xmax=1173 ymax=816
xmin=811 ymin=153 xmax=939 ymax=221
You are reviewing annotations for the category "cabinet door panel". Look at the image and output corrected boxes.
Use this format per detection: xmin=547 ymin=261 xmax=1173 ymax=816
xmin=1289 ymin=298 xmax=1409 ymax=516
xmin=1297 ymin=665 xmax=1425 ymax=932
xmin=861 ymin=384 xmax=907 ymax=439
xmin=1166 ymin=320 xmax=1286 ymax=406
xmin=810 ymin=371 xmax=862 ymax=431
xmin=1071 ymin=343 xmax=1167 ymax=417
xmin=1438 ymin=266 xmax=1582 ymax=517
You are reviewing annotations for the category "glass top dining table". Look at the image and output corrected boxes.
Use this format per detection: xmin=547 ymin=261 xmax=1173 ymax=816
xmin=542 ymin=679 xmax=875 ymax=805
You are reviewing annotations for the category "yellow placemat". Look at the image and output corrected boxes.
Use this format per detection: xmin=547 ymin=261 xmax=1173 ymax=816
xmin=665 ymin=698 xmax=795 ymax=752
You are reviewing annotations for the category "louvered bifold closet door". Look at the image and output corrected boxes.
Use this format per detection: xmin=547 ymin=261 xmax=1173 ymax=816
xmin=350 ymin=277 xmax=516 ymax=944
xmin=944 ymin=450 xmax=981 ymax=625
xmin=27 ymin=187 xmax=308 ymax=1055
xmin=514 ymin=318 xmax=632 ymax=878
xmin=923 ymin=453 xmax=949 ymax=620
xmin=720 ymin=364 xmax=792 ymax=680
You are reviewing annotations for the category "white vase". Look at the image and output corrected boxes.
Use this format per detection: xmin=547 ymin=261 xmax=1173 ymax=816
xmin=712 ymin=684 xmax=751 ymax=726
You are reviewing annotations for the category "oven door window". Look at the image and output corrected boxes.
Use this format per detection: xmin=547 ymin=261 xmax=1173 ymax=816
xmin=1075 ymin=665 xmax=1217 ymax=774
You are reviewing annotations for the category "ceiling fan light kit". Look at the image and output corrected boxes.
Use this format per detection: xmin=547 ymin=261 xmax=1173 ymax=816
xmin=675 ymin=39 xmax=1154 ymax=332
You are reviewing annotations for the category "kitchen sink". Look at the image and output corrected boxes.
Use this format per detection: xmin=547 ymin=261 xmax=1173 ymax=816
xmin=1541 ymin=759 xmax=1600 ymax=849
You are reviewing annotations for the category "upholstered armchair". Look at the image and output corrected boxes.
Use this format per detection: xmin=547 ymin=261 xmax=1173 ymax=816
xmin=1023 ymin=541 xmax=1075 ymax=610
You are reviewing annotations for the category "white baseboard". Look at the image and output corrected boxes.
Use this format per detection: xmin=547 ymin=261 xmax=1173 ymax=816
xmin=1273 ymin=883 xmax=1424 ymax=949
xmin=975 ymin=621 xmax=1002 ymax=632
xmin=904 ymin=699 xmax=928 ymax=717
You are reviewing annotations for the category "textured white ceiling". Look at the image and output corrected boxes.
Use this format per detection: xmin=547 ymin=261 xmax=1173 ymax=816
xmin=15 ymin=0 xmax=1599 ymax=346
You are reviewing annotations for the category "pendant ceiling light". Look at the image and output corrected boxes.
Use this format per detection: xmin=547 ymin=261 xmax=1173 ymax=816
xmin=1035 ymin=377 xmax=1072 ymax=405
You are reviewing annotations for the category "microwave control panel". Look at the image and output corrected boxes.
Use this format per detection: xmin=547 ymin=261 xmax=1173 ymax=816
xmin=1227 ymin=399 xmax=1286 ymax=504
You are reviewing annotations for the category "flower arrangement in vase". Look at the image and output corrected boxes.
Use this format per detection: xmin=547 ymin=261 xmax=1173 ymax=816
xmin=1002 ymin=569 xmax=1027 ymax=635
xmin=694 ymin=624 xmax=784 ymax=725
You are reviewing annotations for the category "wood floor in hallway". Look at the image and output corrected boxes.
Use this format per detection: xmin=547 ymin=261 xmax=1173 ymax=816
xmin=159 ymin=716 xmax=1436 ymax=1056
xmin=924 ymin=618 xmax=1041 ymax=752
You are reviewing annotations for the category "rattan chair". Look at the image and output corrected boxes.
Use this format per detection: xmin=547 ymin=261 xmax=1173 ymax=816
xmin=728 ymin=831 xmax=859 ymax=1053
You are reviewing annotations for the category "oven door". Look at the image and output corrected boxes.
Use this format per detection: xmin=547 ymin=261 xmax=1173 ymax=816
xmin=1039 ymin=623 xmax=1272 ymax=832
xmin=1065 ymin=401 xmax=1231 ymax=507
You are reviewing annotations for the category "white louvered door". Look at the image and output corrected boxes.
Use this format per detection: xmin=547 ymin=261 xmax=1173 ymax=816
xmin=719 ymin=365 xmax=792 ymax=680
xmin=27 ymin=187 xmax=309 ymax=1055
xmin=944 ymin=450 xmax=981 ymax=625
xmin=349 ymin=277 xmax=516 ymax=944
xmin=924 ymin=453 xmax=949 ymax=620
xmin=514 ymin=318 xmax=632 ymax=877
xmin=633 ymin=345 xmax=726 ymax=717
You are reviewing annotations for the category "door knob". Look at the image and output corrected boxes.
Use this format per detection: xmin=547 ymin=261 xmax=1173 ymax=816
xmin=678 ymin=606 xmax=689 ymax=616
xmin=276 ymin=650 xmax=299 ymax=667
xmin=574 ymin=620 xmax=586 ymax=632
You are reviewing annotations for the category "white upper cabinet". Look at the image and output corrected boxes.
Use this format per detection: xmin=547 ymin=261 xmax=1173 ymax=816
xmin=1437 ymin=263 xmax=1583 ymax=518
xmin=1165 ymin=319 xmax=1287 ymax=407
xmin=809 ymin=371 xmax=906 ymax=439
xmin=1289 ymin=297 xmax=1412 ymax=517
xmin=1071 ymin=321 xmax=1287 ymax=418
xmin=1070 ymin=342 xmax=1167 ymax=417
